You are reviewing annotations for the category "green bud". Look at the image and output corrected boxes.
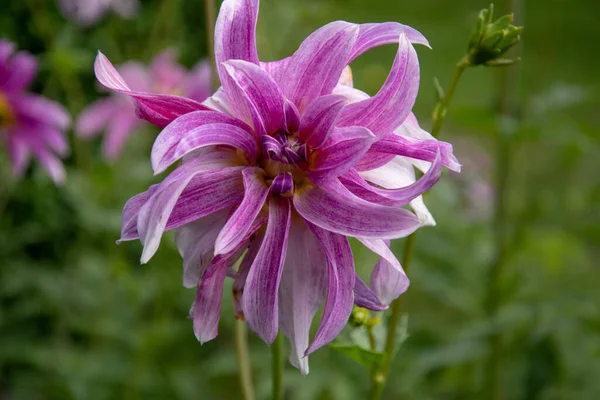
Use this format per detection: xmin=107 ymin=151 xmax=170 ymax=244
xmin=348 ymin=306 xmax=370 ymax=328
xmin=466 ymin=4 xmax=523 ymax=67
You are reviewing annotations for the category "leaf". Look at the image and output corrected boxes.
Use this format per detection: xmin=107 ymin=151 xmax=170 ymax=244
xmin=329 ymin=343 xmax=384 ymax=369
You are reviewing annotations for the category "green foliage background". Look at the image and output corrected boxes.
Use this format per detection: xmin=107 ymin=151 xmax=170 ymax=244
xmin=1 ymin=0 xmax=599 ymax=399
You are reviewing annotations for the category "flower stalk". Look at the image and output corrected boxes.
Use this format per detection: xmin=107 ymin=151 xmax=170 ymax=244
xmin=271 ymin=332 xmax=284 ymax=400
xmin=234 ymin=320 xmax=256 ymax=400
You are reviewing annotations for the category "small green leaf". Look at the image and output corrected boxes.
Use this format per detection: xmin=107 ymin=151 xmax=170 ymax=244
xmin=330 ymin=343 xmax=385 ymax=369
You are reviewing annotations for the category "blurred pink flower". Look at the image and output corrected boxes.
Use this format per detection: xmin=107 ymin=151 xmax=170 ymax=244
xmin=76 ymin=50 xmax=212 ymax=161
xmin=0 ymin=40 xmax=70 ymax=184
xmin=57 ymin=0 xmax=138 ymax=27
xmin=93 ymin=0 xmax=461 ymax=373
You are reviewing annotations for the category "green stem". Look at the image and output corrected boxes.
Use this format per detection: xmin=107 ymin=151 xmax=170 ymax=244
xmin=271 ymin=332 xmax=284 ymax=400
xmin=368 ymin=233 xmax=417 ymax=400
xmin=234 ymin=320 xmax=256 ymax=400
xmin=431 ymin=56 xmax=470 ymax=138
xmin=369 ymin=55 xmax=470 ymax=400
xmin=204 ymin=0 xmax=219 ymax=91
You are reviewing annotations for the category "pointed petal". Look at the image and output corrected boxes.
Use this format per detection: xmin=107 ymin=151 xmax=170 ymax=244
xmin=243 ymin=196 xmax=291 ymax=344
xmin=337 ymin=34 xmax=419 ymax=136
xmin=282 ymin=22 xmax=359 ymax=111
xmin=215 ymin=167 xmax=269 ymax=255
xmin=308 ymin=126 xmax=376 ymax=179
xmin=233 ymin=232 xmax=264 ymax=318
xmin=214 ymin=0 xmax=260 ymax=80
xmin=279 ymin=218 xmax=327 ymax=374
xmin=354 ymin=275 xmax=387 ymax=311
xmin=370 ymin=134 xmax=461 ymax=172
xmin=298 ymin=95 xmax=347 ymax=148
xmin=222 ymin=60 xmax=285 ymax=135
xmin=348 ymin=22 xmax=430 ymax=63
xmin=94 ymin=52 xmax=209 ymax=128
xmin=370 ymin=244 xmax=409 ymax=306
xmin=283 ymin=99 xmax=300 ymax=133
xmin=305 ymin=225 xmax=354 ymax=354
xmin=192 ymin=254 xmax=230 ymax=344
xmin=294 ymin=179 xmax=420 ymax=239
xmin=357 ymin=237 xmax=402 ymax=272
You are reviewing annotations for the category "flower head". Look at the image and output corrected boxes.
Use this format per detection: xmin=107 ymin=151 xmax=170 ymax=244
xmin=0 ymin=40 xmax=70 ymax=184
xmin=76 ymin=49 xmax=212 ymax=161
xmin=97 ymin=0 xmax=460 ymax=374
xmin=57 ymin=0 xmax=139 ymax=27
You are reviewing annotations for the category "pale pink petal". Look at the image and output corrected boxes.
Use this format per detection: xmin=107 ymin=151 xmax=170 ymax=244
xmin=102 ymin=110 xmax=140 ymax=161
xmin=76 ymin=97 xmax=124 ymax=139
xmin=370 ymin=241 xmax=409 ymax=306
xmin=279 ymin=218 xmax=327 ymax=374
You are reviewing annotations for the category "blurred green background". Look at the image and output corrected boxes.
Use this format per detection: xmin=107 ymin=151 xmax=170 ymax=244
xmin=1 ymin=0 xmax=599 ymax=399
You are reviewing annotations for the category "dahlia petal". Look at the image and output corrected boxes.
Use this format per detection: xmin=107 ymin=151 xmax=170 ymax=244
xmin=2 ymin=51 xmax=37 ymax=92
xmin=337 ymin=34 xmax=419 ymax=136
xmin=270 ymin=172 xmax=294 ymax=197
xmin=94 ymin=52 xmax=209 ymax=128
xmin=370 ymin=243 xmax=409 ymax=306
xmin=214 ymin=0 xmax=260 ymax=80
xmin=37 ymin=127 xmax=70 ymax=157
xmin=222 ymin=60 xmax=285 ymax=135
xmin=76 ymin=98 xmax=123 ymax=139
xmin=151 ymin=110 xmax=253 ymax=173
xmin=370 ymin=134 xmax=461 ymax=172
xmin=305 ymin=225 xmax=354 ymax=354
xmin=137 ymin=164 xmax=245 ymax=263
xmin=192 ymin=254 xmax=229 ymax=344
xmin=394 ymin=113 xmax=436 ymax=172
xmin=31 ymin=145 xmax=66 ymax=184
xmin=308 ymin=126 xmax=376 ymax=180
xmin=201 ymin=87 xmax=234 ymax=116
xmin=294 ymin=179 xmax=420 ymax=239
xmin=354 ymin=275 xmax=387 ymax=311
xmin=119 ymin=186 xmax=158 ymax=242
xmin=298 ymin=95 xmax=347 ymax=149
xmin=260 ymin=57 xmax=291 ymax=85
xmin=348 ymin=22 xmax=430 ymax=63
xmin=282 ymin=21 xmax=359 ymax=111
xmin=279 ymin=218 xmax=327 ymax=374
xmin=155 ymin=123 xmax=257 ymax=173
xmin=4 ymin=134 xmax=30 ymax=178
xmin=215 ymin=167 xmax=269 ymax=255
xmin=343 ymin=147 xmax=443 ymax=207
xmin=283 ymin=99 xmax=300 ymax=133
xmin=243 ymin=196 xmax=291 ymax=344
xmin=357 ymin=237 xmax=402 ymax=273
xmin=13 ymin=94 xmax=70 ymax=130
xmin=175 ymin=209 xmax=230 ymax=288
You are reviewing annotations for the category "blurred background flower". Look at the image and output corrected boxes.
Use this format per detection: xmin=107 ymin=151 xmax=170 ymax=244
xmin=57 ymin=0 xmax=139 ymax=27
xmin=0 ymin=0 xmax=599 ymax=399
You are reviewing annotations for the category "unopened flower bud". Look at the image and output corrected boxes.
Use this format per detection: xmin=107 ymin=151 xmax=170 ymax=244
xmin=349 ymin=306 xmax=370 ymax=328
xmin=467 ymin=4 xmax=523 ymax=67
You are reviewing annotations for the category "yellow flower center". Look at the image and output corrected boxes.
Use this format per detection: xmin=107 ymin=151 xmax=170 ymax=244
xmin=0 ymin=92 xmax=15 ymax=128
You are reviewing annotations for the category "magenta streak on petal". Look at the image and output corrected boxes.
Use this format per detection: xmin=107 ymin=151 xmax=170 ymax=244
xmin=308 ymin=126 xmax=376 ymax=180
xmin=305 ymin=224 xmax=354 ymax=355
xmin=94 ymin=51 xmax=209 ymax=128
xmin=341 ymin=148 xmax=442 ymax=206
xmin=294 ymin=178 xmax=420 ymax=239
xmin=271 ymin=173 xmax=294 ymax=197
xmin=354 ymin=152 xmax=396 ymax=171
xmin=262 ymin=135 xmax=283 ymax=160
xmin=160 ymin=123 xmax=257 ymax=172
xmin=214 ymin=167 xmax=269 ymax=255
xmin=354 ymin=275 xmax=388 ymax=311
xmin=298 ymin=94 xmax=347 ymax=149
xmin=152 ymin=110 xmax=253 ymax=173
xmin=243 ymin=196 xmax=291 ymax=344
xmin=278 ymin=218 xmax=327 ymax=375
xmin=370 ymin=241 xmax=409 ymax=306
xmin=233 ymin=231 xmax=263 ymax=318
xmin=370 ymin=134 xmax=461 ymax=172
xmin=337 ymin=34 xmax=419 ymax=137
xmin=222 ymin=60 xmax=285 ymax=135
xmin=348 ymin=22 xmax=430 ymax=63
xmin=282 ymin=21 xmax=359 ymax=112
xmin=283 ymin=99 xmax=300 ymax=133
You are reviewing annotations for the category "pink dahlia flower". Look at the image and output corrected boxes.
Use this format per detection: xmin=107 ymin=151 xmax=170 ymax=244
xmin=95 ymin=0 xmax=461 ymax=373
xmin=76 ymin=50 xmax=212 ymax=161
xmin=57 ymin=0 xmax=138 ymax=27
xmin=0 ymin=40 xmax=70 ymax=184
